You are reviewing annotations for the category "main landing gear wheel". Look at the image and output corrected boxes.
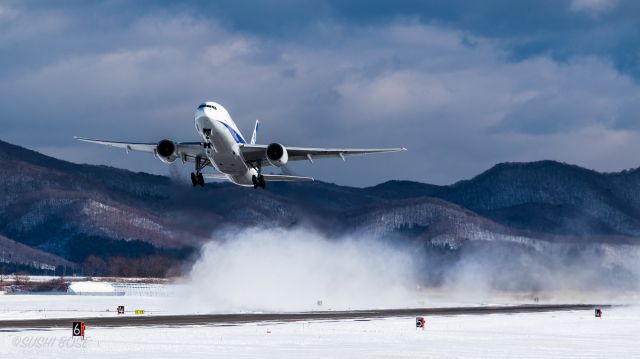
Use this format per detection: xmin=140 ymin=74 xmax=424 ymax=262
xmin=191 ymin=172 xmax=205 ymax=187
xmin=191 ymin=155 xmax=208 ymax=188
xmin=252 ymin=175 xmax=266 ymax=189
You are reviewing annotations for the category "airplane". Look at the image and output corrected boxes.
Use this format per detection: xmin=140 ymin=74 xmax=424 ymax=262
xmin=75 ymin=101 xmax=406 ymax=189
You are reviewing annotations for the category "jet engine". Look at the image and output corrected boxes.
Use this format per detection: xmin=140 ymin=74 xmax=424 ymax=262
xmin=266 ymin=143 xmax=288 ymax=167
xmin=155 ymin=139 xmax=178 ymax=163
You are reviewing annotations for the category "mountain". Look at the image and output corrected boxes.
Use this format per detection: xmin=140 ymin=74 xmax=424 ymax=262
xmin=0 ymin=234 xmax=72 ymax=272
xmin=435 ymin=161 xmax=640 ymax=237
xmin=365 ymin=161 xmax=640 ymax=238
xmin=0 ymin=139 xmax=638 ymax=288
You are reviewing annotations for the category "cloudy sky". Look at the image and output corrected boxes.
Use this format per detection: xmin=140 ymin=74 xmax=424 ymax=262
xmin=1 ymin=0 xmax=639 ymax=186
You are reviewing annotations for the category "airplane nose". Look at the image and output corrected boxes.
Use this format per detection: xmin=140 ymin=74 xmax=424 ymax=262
xmin=196 ymin=113 xmax=210 ymax=126
xmin=195 ymin=111 xmax=214 ymax=134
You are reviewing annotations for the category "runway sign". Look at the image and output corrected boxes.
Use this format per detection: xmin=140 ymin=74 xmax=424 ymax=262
xmin=416 ymin=317 xmax=425 ymax=329
xmin=135 ymin=309 xmax=145 ymax=315
xmin=72 ymin=321 xmax=85 ymax=338
xmin=595 ymin=308 xmax=602 ymax=318
xmin=117 ymin=306 xmax=125 ymax=314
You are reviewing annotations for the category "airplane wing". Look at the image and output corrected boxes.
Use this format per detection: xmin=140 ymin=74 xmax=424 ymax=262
xmin=74 ymin=137 xmax=205 ymax=161
xmin=239 ymin=144 xmax=406 ymax=165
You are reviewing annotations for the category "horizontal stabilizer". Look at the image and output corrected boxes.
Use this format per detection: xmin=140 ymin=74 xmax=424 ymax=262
xmin=262 ymin=174 xmax=314 ymax=182
xmin=202 ymin=173 xmax=229 ymax=180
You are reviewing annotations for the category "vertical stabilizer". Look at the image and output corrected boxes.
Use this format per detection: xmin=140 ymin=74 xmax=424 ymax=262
xmin=250 ymin=119 xmax=260 ymax=144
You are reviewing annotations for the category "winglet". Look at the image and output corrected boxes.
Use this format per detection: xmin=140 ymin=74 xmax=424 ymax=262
xmin=250 ymin=119 xmax=260 ymax=145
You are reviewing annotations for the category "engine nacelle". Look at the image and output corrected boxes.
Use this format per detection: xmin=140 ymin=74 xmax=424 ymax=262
xmin=266 ymin=143 xmax=288 ymax=167
xmin=155 ymin=139 xmax=178 ymax=163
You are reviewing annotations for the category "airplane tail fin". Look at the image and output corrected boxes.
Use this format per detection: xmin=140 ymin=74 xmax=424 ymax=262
xmin=250 ymin=119 xmax=260 ymax=144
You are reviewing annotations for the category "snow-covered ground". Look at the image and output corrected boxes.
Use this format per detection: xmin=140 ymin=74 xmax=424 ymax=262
xmin=0 ymin=294 xmax=172 ymax=320
xmin=0 ymin=279 xmax=175 ymax=320
xmin=1 ymin=277 xmax=638 ymax=358
xmin=0 ymin=305 xmax=638 ymax=358
xmin=1 ymin=283 xmax=637 ymax=320
xmin=0 ymin=284 xmax=638 ymax=358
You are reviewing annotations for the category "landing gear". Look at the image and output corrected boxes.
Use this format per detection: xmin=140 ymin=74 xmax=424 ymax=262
xmin=191 ymin=172 xmax=204 ymax=187
xmin=252 ymin=174 xmax=266 ymax=189
xmin=191 ymin=155 xmax=208 ymax=187
xmin=250 ymin=160 xmax=266 ymax=189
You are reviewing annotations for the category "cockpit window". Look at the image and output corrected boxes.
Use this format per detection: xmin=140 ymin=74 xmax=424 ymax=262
xmin=198 ymin=104 xmax=217 ymax=110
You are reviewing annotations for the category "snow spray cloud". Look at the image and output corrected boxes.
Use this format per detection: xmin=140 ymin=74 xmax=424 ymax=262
xmin=182 ymin=226 xmax=419 ymax=312
xmin=437 ymin=240 xmax=640 ymax=298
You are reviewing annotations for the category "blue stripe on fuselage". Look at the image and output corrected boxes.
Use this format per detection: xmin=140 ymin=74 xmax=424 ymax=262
xmin=217 ymin=120 xmax=246 ymax=144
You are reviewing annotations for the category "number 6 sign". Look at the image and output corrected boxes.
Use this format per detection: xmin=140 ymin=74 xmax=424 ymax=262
xmin=72 ymin=321 xmax=86 ymax=338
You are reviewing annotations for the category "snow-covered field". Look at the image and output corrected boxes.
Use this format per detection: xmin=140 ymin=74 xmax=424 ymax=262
xmin=1 ymin=279 xmax=638 ymax=358
xmin=1 ymin=281 xmax=637 ymax=320
xmin=0 ymin=280 xmax=175 ymax=320
xmin=0 ymin=305 xmax=638 ymax=358
xmin=0 ymin=294 xmax=172 ymax=320
xmin=0 ymin=286 xmax=626 ymax=321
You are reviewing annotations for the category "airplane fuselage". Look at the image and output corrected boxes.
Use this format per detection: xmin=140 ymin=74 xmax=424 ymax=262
xmin=194 ymin=102 xmax=258 ymax=186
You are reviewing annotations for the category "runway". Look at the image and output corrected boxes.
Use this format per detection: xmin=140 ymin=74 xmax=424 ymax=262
xmin=0 ymin=304 xmax=608 ymax=329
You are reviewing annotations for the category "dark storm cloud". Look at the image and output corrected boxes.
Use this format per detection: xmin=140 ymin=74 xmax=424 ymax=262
xmin=133 ymin=0 xmax=640 ymax=78
xmin=1 ymin=0 xmax=640 ymax=186
xmin=6 ymin=1 xmax=637 ymax=76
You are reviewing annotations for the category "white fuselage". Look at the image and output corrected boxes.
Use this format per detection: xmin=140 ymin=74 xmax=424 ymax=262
xmin=194 ymin=101 xmax=258 ymax=186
